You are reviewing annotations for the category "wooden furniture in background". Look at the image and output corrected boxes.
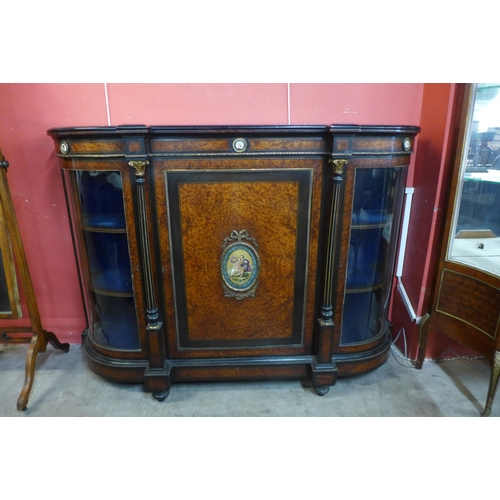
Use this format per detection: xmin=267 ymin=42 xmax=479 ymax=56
xmin=49 ymin=125 xmax=419 ymax=400
xmin=0 ymin=147 xmax=69 ymax=411
xmin=417 ymin=84 xmax=500 ymax=416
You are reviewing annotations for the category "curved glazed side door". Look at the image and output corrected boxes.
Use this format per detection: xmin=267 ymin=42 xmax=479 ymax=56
xmin=327 ymin=127 xmax=417 ymax=377
xmin=61 ymin=160 xmax=148 ymax=358
xmin=340 ymin=159 xmax=407 ymax=346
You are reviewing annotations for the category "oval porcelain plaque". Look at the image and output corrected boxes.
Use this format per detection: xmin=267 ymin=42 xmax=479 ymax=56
xmin=221 ymin=241 xmax=260 ymax=296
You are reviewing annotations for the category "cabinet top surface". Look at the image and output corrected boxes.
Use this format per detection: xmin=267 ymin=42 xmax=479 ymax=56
xmin=47 ymin=124 xmax=420 ymax=137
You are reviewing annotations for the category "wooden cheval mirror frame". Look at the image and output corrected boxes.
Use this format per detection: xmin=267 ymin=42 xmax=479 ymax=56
xmin=0 ymin=147 xmax=69 ymax=411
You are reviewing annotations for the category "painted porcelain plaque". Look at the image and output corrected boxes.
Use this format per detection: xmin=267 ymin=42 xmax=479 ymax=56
xmin=221 ymin=230 xmax=260 ymax=299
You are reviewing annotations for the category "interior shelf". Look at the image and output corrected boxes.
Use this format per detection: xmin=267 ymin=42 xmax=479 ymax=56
xmin=93 ymin=321 xmax=140 ymax=350
xmin=82 ymin=213 xmax=127 ymax=232
xmin=345 ymin=279 xmax=383 ymax=294
xmin=90 ymin=269 xmax=134 ymax=296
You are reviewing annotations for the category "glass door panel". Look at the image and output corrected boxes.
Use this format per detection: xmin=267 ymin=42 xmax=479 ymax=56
xmin=73 ymin=171 xmax=140 ymax=350
xmin=449 ymin=83 xmax=500 ymax=277
xmin=341 ymin=166 xmax=405 ymax=344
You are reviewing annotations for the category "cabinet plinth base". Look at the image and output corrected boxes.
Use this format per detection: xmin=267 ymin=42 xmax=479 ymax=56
xmin=144 ymin=365 xmax=171 ymax=399
xmin=333 ymin=334 xmax=392 ymax=378
xmin=308 ymin=357 xmax=338 ymax=395
xmin=83 ymin=331 xmax=392 ymax=401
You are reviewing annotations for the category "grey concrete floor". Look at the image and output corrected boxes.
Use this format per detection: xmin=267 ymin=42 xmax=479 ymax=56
xmin=0 ymin=342 xmax=498 ymax=417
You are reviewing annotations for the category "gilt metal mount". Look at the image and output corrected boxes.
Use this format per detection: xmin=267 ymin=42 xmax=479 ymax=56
xmin=330 ymin=159 xmax=348 ymax=175
xmin=129 ymin=160 xmax=149 ymax=177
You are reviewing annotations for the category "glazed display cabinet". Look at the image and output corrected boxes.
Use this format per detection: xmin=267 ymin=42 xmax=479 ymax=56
xmin=417 ymin=83 xmax=500 ymax=416
xmin=48 ymin=125 xmax=419 ymax=400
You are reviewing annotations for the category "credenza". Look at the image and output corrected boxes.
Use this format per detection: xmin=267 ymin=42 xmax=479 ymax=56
xmin=48 ymin=124 xmax=419 ymax=400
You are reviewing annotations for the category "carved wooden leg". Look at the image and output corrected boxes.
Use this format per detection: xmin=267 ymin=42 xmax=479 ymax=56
xmin=415 ymin=313 xmax=431 ymax=369
xmin=17 ymin=330 xmax=70 ymax=411
xmin=45 ymin=330 xmax=70 ymax=353
xmin=17 ymin=333 xmax=45 ymax=411
xmin=482 ymin=350 xmax=500 ymax=417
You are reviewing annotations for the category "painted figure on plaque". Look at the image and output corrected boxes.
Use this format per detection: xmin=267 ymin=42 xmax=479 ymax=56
xmin=228 ymin=252 xmax=253 ymax=284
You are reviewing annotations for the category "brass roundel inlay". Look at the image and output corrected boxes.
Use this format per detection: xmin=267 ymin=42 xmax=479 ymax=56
xmin=60 ymin=141 xmax=70 ymax=155
xmin=232 ymin=138 xmax=248 ymax=153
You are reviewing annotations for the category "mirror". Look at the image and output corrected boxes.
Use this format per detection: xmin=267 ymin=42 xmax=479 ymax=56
xmin=0 ymin=148 xmax=22 ymax=319
xmin=449 ymin=83 xmax=500 ymax=276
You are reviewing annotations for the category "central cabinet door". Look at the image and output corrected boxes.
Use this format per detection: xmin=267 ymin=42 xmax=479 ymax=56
xmin=153 ymin=157 xmax=324 ymax=358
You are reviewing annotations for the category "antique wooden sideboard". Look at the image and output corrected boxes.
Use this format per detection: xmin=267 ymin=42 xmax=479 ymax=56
xmin=48 ymin=125 xmax=419 ymax=400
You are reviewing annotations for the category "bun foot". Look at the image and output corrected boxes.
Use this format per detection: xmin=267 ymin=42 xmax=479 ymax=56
xmin=314 ymin=386 xmax=330 ymax=396
xmin=152 ymin=390 xmax=169 ymax=402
